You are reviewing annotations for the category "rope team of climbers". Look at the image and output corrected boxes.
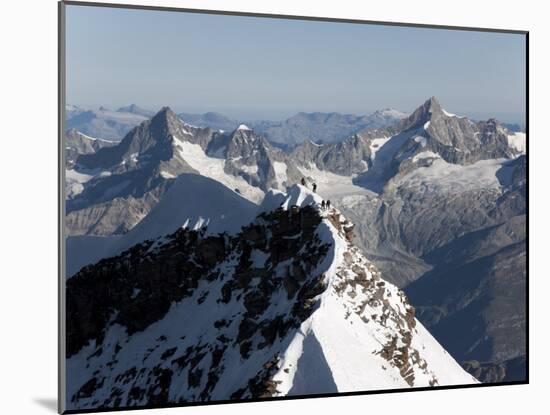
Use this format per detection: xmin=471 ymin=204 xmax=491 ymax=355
xmin=299 ymin=177 xmax=331 ymax=211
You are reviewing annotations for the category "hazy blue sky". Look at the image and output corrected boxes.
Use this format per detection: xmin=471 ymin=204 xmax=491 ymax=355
xmin=66 ymin=4 xmax=526 ymax=123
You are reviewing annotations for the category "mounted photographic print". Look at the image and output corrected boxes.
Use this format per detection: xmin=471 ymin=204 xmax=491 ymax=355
xmin=59 ymin=1 xmax=528 ymax=413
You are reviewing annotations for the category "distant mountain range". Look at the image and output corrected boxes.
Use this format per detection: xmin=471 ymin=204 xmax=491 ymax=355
xmin=249 ymin=109 xmax=407 ymax=148
xmin=65 ymin=104 xmax=407 ymax=146
xmin=66 ymin=105 xmax=151 ymax=141
xmin=176 ymin=109 xmax=408 ymax=148
xmin=65 ymin=96 xmax=526 ymax=397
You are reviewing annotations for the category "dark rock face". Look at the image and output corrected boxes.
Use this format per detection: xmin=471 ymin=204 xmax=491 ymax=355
xmin=65 ymin=128 xmax=116 ymax=168
xmin=291 ymin=134 xmax=373 ymax=176
xmin=66 ymin=229 xmax=216 ymax=356
xmin=66 ymin=205 xmax=331 ymax=408
xmin=220 ymin=128 xmax=302 ymax=191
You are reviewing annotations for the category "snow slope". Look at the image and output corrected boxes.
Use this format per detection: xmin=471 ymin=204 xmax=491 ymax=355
xmin=66 ymin=173 xmax=258 ymax=276
xmin=66 ymin=184 xmax=476 ymax=410
xmin=270 ymin=190 xmax=476 ymax=393
xmin=122 ymin=173 xmax=258 ymax=246
xmin=174 ymin=138 xmax=265 ymax=203
xmin=394 ymin=158 xmax=506 ymax=195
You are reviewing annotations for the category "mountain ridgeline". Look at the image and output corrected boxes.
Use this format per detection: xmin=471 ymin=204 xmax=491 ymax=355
xmin=66 ymin=186 xmax=476 ymax=410
xmin=65 ymin=96 xmax=526 ymax=396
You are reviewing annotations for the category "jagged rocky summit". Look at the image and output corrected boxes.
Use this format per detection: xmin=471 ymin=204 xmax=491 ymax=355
xmin=66 ymin=184 xmax=476 ymax=410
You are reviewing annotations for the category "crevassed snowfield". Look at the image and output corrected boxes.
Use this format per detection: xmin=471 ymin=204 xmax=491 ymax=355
xmin=396 ymin=158 xmax=506 ymax=194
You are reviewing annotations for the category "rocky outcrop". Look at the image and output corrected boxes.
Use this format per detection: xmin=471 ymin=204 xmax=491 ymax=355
xmin=291 ymin=134 xmax=373 ymax=176
xmin=220 ymin=127 xmax=303 ymax=192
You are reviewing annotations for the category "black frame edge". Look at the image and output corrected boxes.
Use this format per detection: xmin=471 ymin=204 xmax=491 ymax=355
xmin=58 ymin=1 xmax=67 ymax=414
xmin=62 ymin=381 xmax=529 ymax=414
xmin=524 ymin=30 xmax=530 ymax=385
xmin=62 ymin=0 xmax=528 ymax=35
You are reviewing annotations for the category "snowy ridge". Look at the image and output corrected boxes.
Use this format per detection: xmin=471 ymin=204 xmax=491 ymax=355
xmin=66 ymin=185 xmax=476 ymax=410
xmin=270 ymin=192 xmax=476 ymax=393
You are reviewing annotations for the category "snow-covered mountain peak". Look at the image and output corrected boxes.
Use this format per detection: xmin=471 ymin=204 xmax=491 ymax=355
xmin=408 ymin=97 xmax=465 ymax=123
xmin=401 ymin=96 xmax=443 ymax=129
xmin=237 ymin=124 xmax=252 ymax=131
xmin=74 ymin=106 xmax=189 ymax=171
xmin=151 ymin=106 xmax=181 ymax=128
xmin=66 ymin=186 xmax=476 ymax=409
